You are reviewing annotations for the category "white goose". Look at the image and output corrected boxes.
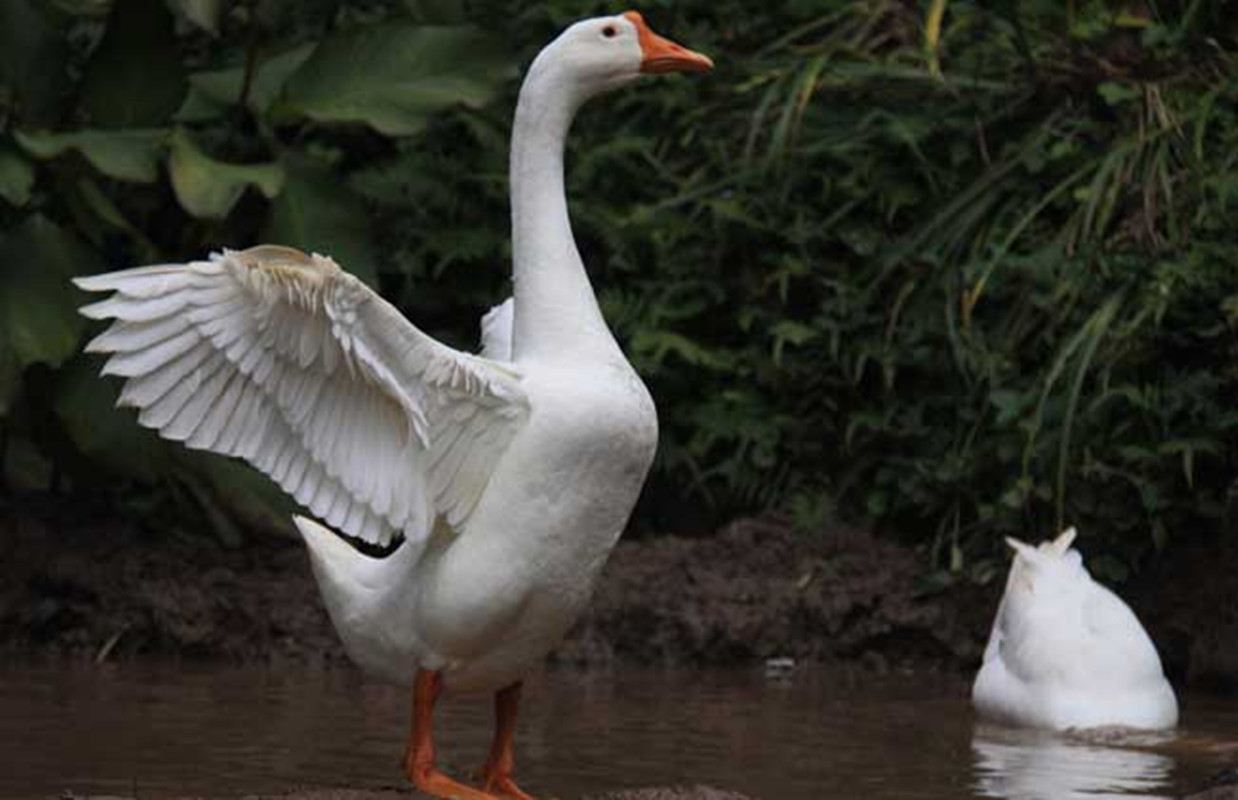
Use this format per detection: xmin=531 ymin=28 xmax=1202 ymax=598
xmin=973 ymin=527 xmax=1178 ymax=731
xmin=74 ymin=13 xmax=711 ymax=800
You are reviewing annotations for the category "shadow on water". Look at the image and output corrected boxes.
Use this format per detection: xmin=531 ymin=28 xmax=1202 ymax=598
xmin=0 ymin=661 xmax=1234 ymax=799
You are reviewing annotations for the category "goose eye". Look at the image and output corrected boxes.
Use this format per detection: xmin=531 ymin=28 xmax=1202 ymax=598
xmin=601 ymin=25 xmax=617 ymax=38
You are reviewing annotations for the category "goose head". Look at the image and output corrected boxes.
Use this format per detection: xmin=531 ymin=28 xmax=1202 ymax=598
xmin=528 ymin=12 xmax=713 ymax=103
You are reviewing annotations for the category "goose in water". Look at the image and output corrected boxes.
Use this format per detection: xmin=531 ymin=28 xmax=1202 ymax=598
xmin=973 ymin=527 xmax=1178 ymax=731
xmin=74 ymin=12 xmax=711 ymax=799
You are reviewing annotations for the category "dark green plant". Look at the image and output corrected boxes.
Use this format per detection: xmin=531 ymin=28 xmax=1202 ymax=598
xmin=2 ymin=0 xmax=1237 ymax=578
xmin=0 ymin=0 xmax=515 ymax=540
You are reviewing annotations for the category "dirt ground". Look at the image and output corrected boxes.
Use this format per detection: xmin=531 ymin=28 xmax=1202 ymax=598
xmin=554 ymin=516 xmax=988 ymax=672
xmin=2 ymin=496 xmax=1236 ymax=691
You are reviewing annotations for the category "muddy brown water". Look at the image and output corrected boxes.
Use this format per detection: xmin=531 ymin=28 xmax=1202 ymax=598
xmin=1 ymin=663 xmax=1235 ymax=799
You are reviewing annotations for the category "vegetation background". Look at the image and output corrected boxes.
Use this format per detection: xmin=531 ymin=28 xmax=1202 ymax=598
xmin=1 ymin=0 xmax=1236 ymax=588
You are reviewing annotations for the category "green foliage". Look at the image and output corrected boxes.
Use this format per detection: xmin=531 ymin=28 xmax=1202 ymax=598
xmin=277 ymin=23 xmax=512 ymax=135
xmin=0 ymin=0 xmax=513 ymax=542
xmin=167 ymin=127 xmax=284 ymax=218
xmin=603 ymin=0 xmax=1238 ymax=572
xmin=0 ymin=216 xmax=96 ymax=414
xmin=16 ymin=128 xmax=165 ymax=183
xmin=81 ymin=0 xmax=188 ymax=128
xmin=0 ymin=1 xmax=73 ymax=126
xmin=0 ymin=143 xmax=35 ymax=207
xmin=265 ymin=157 xmax=378 ymax=286
xmin=1 ymin=0 xmax=1236 ymax=573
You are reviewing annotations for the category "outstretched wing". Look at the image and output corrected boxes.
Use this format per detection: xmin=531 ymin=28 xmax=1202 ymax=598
xmin=75 ymin=245 xmax=529 ymax=552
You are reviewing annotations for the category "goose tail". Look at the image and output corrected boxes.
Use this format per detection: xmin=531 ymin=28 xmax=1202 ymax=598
xmin=296 ymin=515 xmax=380 ymax=589
xmin=294 ymin=514 xmax=424 ymax=684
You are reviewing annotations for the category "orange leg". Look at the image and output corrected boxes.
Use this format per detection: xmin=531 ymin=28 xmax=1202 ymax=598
xmin=403 ymin=669 xmax=497 ymax=800
xmin=479 ymin=681 xmax=538 ymax=800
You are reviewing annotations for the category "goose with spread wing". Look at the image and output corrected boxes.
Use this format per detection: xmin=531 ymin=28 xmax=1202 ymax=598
xmin=973 ymin=527 xmax=1178 ymax=731
xmin=75 ymin=13 xmax=711 ymax=800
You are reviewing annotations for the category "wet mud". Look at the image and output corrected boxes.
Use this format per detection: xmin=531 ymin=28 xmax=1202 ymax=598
xmin=3 ymin=498 xmax=1236 ymax=690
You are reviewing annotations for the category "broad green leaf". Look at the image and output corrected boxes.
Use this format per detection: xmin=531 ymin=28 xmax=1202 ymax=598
xmin=168 ymin=128 xmax=284 ymax=219
xmin=81 ymin=0 xmax=187 ymax=128
xmin=263 ymin=158 xmax=378 ymax=286
xmin=1097 ymin=81 xmax=1140 ymax=107
xmin=53 ymin=355 xmax=169 ymax=483
xmin=0 ymin=1 xmax=72 ymax=125
xmin=15 ymin=128 xmax=166 ymax=183
xmin=170 ymin=0 xmax=229 ymax=33
xmin=0 ymin=143 xmax=35 ymax=206
xmin=177 ymin=44 xmax=316 ymax=122
xmin=174 ymin=90 xmax=227 ymax=125
xmin=278 ymin=24 xmax=511 ymax=136
xmin=0 ymin=216 xmax=99 ymax=414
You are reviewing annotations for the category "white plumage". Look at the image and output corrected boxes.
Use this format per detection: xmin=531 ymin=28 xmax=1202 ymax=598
xmin=71 ymin=10 xmax=715 ymax=705
xmin=76 ymin=12 xmax=711 ymax=797
xmin=973 ymin=527 xmax=1179 ymax=731
xmin=77 ymin=245 xmax=527 ymax=555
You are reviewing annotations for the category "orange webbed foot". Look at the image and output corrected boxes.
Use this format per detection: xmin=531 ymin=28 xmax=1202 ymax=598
xmin=407 ymin=760 xmax=499 ymax=800
xmin=404 ymin=669 xmax=497 ymax=799
xmin=480 ymin=769 xmax=539 ymax=800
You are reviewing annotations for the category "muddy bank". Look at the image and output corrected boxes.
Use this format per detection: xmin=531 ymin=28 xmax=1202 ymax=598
xmin=66 ymin=788 xmax=757 ymax=800
xmin=554 ymin=517 xmax=987 ymax=671
xmin=0 ymin=502 xmax=986 ymax=671
xmin=2 ymin=498 xmax=1235 ymax=687
xmin=0 ymin=500 xmax=345 ymax=666
xmin=1129 ymin=535 xmax=1238 ymax=692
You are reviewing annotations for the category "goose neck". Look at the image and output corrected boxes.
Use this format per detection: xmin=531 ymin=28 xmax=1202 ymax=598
xmin=509 ymin=61 xmax=617 ymax=361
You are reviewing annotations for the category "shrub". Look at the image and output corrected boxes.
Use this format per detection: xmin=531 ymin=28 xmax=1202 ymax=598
xmin=2 ymin=1 xmax=1236 ymax=577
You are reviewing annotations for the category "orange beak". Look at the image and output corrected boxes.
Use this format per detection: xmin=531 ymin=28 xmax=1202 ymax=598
xmin=624 ymin=11 xmax=714 ymax=74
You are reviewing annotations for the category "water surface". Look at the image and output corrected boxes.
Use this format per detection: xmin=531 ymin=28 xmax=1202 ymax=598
xmin=1 ymin=663 xmax=1234 ymax=798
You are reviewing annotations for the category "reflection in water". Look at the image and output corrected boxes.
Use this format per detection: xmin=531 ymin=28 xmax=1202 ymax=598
xmin=973 ymin=725 xmax=1174 ymax=800
xmin=0 ymin=662 xmax=1232 ymax=800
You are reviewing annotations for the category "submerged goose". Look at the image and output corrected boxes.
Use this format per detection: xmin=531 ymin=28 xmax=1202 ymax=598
xmin=972 ymin=527 xmax=1178 ymax=731
xmin=75 ymin=13 xmax=711 ymax=800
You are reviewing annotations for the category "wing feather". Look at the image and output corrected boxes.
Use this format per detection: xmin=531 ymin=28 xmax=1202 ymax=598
xmin=285 ymin=452 xmax=310 ymax=495
xmin=86 ymin=315 xmax=192 ymax=353
xmin=162 ymin=354 xmax=231 ymax=438
xmin=81 ymin=290 xmax=196 ymax=322
xmin=103 ymin=327 xmax=201 ymax=377
xmin=76 ymin=246 xmax=528 ymax=552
